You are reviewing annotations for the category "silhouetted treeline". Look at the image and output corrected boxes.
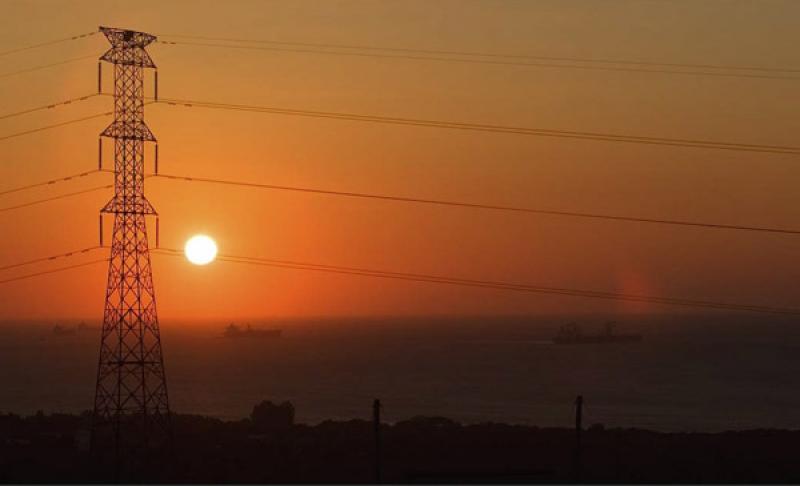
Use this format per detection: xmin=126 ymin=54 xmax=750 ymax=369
xmin=1 ymin=402 xmax=800 ymax=483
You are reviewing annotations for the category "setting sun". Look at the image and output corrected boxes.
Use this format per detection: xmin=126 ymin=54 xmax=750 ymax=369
xmin=184 ymin=235 xmax=217 ymax=266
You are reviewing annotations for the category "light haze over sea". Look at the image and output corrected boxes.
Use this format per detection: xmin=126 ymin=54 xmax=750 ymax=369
xmin=1 ymin=314 xmax=798 ymax=432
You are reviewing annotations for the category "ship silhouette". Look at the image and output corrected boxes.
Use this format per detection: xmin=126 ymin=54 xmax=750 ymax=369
xmin=224 ymin=323 xmax=283 ymax=339
xmin=553 ymin=321 xmax=642 ymax=345
xmin=51 ymin=324 xmax=77 ymax=337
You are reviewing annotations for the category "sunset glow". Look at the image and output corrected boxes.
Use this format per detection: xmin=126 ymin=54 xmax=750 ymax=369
xmin=185 ymin=235 xmax=217 ymax=266
xmin=2 ymin=2 xmax=800 ymax=482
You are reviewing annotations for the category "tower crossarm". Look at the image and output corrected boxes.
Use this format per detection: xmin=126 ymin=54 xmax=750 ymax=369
xmin=99 ymin=26 xmax=157 ymax=67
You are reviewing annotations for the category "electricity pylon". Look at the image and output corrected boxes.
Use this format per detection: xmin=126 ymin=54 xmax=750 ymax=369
xmin=92 ymin=26 xmax=170 ymax=454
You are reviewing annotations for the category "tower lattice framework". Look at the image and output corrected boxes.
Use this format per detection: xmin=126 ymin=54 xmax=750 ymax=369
xmin=93 ymin=26 xmax=169 ymax=448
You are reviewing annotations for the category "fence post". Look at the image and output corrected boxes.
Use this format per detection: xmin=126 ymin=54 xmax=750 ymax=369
xmin=373 ymin=398 xmax=382 ymax=483
xmin=574 ymin=395 xmax=583 ymax=482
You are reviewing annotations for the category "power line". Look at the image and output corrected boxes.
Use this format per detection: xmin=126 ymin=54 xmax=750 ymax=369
xmin=0 ymin=169 xmax=105 ymax=197
xmin=0 ymin=111 xmax=112 ymax=143
xmin=152 ymin=247 xmax=800 ymax=316
xmin=0 ymin=184 xmax=111 ymax=214
xmin=0 ymin=246 xmax=101 ymax=272
xmin=0 ymin=31 xmax=98 ymax=58
xmin=152 ymin=172 xmax=800 ymax=236
xmin=0 ymin=258 xmax=107 ymax=285
xmin=156 ymin=97 xmax=800 ymax=156
xmin=155 ymin=38 xmax=800 ymax=82
xmin=0 ymin=93 xmax=101 ymax=121
xmin=2 ymin=243 xmax=794 ymax=315
xmin=0 ymin=100 xmax=155 ymax=143
xmin=0 ymin=54 xmax=97 ymax=80
xmin=157 ymin=33 xmax=800 ymax=75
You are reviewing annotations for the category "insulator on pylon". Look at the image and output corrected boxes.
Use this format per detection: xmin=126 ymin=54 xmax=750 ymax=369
xmin=154 ymin=143 xmax=159 ymax=175
xmin=98 ymin=138 xmax=102 ymax=170
xmin=154 ymin=70 xmax=158 ymax=102
xmin=99 ymin=214 xmax=104 ymax=247
xmin=97 ymin=62 xmax=102 ymax=94
xmin=156 ymin=217 xmax=160 ymax=248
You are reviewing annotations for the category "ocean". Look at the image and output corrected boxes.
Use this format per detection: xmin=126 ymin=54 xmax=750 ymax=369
xmin=1 ymin=314 xmax=799 ymax=432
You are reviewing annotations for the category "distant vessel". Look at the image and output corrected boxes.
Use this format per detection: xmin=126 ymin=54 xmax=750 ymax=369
xmin=52 ymin=324 xmax=77 ymax=337
xmin=553 ymin=322 xmax=642 ymax=345
xmin=224 ymin=323 xmax=282 ymax=339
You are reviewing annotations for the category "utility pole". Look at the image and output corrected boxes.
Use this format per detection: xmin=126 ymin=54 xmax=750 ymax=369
xmin=574 ymin=395 xmax=583 ymax=483
xmin=91 ymin=26 xmax=170 ymax=464
xmin=373 ymin=399 xmax=382 ymax=483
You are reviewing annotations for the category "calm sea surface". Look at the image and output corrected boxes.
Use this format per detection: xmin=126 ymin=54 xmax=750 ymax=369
xmin=1 ymin=314 xmax=799 ymax=432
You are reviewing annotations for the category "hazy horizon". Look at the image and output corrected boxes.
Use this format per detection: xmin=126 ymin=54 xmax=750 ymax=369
xmin=1 ymin=313 xmax=798 ymax=431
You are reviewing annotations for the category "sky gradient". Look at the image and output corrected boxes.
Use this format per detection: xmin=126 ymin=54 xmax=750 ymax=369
xmin=0 ymin=0 xmax=798 ymax=320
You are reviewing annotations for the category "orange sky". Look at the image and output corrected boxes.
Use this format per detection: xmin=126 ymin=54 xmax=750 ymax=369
xmin=0 ymin=0 xmax=798 ymax=321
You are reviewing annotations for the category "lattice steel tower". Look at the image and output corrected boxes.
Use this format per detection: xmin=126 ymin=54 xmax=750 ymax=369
xmin=92 ymin=26 xmax=170 ymax=449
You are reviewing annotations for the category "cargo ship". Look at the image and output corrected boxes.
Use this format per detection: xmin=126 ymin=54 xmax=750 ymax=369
xmin=52 ymin=324 xmax=77 ymax=337
xmin=553 ymin=321 xmax=642 ymax=345
xmin=224 ymin=323 xmax=282 ymax=339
